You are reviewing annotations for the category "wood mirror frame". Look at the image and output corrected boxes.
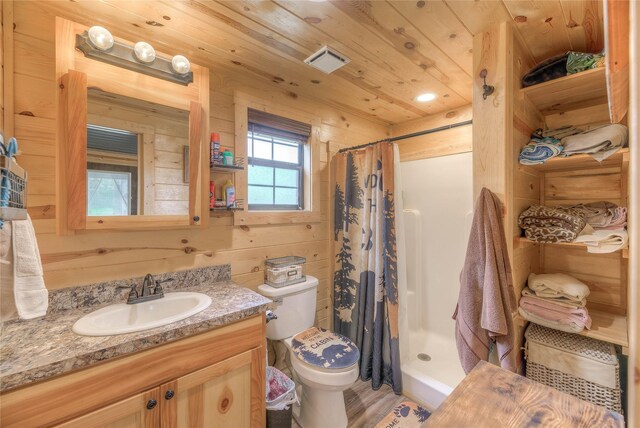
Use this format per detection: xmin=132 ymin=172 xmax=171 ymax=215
xmin=55 ymin=18 xmax=209 ymax=233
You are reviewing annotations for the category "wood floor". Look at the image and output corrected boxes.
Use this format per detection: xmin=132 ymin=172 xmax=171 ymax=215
xmin=291 ymin=379 xmax=408 ymax=428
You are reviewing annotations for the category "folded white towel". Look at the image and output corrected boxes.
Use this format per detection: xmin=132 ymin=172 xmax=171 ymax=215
xmin=11 ymin=216 xmax=48 ymax=319
xmin=575 ymin=229 xmax=629 ymax=254
xmin=561 ymin=124 xmax=628 ymax=161
xmin=528 ymin=272 xmax=590 ymax=302
xmin=521 ymin=287 xmax=587 ymax=308
xmin=0 ymin=222 xmax=15 ymax=321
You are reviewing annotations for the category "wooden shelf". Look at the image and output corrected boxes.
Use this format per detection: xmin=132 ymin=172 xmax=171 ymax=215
xmin=582 ymin=310 xmax=628 ymax=348
xmin=516 ymin=310 xmax=628 ymax=349
xmin=522 ymin=148 xmax=629 ymax=172
xmin=521 ymin=68 xmax=608 ymax=115
xmin=517 ymin=237 xmax=628 ymax=258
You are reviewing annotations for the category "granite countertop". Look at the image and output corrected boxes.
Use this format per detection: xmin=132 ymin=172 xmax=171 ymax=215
xmin=0 ymin=278 xmax=271 ymax=392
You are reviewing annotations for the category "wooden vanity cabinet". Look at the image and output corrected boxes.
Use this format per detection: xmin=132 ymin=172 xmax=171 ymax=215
xmin=0 ymin=316 xmax=266 ymax=428
xmin=56 ymin=388 xmax=162 ymax=428
xmin=56 ymin=350 xmax=258 ymax=428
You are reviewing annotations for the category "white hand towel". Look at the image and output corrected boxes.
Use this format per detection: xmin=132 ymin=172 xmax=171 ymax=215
xmin=528 ymin=272 xmax=590 ymax=302
xmin=0 ymin=222 xmax=17 ymax=321
xmin=575 ymin=229 xmax=629 ymax=253
xmin=11 ymin=215 xmax=48 ymax=319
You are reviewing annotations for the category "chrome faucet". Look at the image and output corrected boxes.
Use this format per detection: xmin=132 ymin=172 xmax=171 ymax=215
xmin=123 ymin=274 xmax=173 ymax=304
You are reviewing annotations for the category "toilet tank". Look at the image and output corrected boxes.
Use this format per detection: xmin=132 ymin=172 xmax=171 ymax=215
xmin=257 ymin=276 xmax=318 ymax=340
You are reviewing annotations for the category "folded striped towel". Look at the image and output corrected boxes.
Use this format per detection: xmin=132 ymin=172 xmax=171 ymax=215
xmin=519 ymin=138 xmax=563 ymax=165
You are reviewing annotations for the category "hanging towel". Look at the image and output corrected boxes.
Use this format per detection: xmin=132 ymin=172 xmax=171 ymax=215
xmin=575 ymin=230 xmax=629 ymax=253
xmin=528 ymin=272 xmax=590 ymax=302
xmin=453 ymin=188 xmax=517 ymax=374
xmin=4 ymin=216 xmax=48 ymax=319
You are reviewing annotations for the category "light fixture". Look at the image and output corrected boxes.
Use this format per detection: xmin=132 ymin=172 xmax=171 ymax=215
xmin=133 ymin=42 xmax=156 ymax=63
xmin=87 ymin=26 xmax=114 ymax=51
xmin=171 ymin=55 xmax=191 ymax=75
xmin=76 ymin=28 xmax=193 ymax=85
xmin=416 ymin=92 xmax=437 ymax=102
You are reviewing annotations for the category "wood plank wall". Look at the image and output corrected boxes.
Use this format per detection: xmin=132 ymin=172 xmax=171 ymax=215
xmin=390 ymin=105 xmax=472 ymax=161
xmin=7 ymin=2 xmax=390 ymax=328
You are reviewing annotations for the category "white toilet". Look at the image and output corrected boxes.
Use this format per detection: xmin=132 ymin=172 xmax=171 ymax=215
xmin=258 ymin=276 xmax=359 ymax=428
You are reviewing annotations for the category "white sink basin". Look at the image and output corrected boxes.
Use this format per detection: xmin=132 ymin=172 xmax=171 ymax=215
xmin=72 ymin=292 xmax=212 ymax=336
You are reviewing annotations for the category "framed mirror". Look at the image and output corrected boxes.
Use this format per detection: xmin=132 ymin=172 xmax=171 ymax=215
xmin=56 ymin=18 xmax=209 ymax=233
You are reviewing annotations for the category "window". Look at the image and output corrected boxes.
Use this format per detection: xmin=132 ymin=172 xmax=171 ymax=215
xmin=87 ymin=170 xmax=132 ymax=216
xmin=86 ymin=124 xmax=139 ymax=216
xmin=247 ymin=110 xmax=310 ymax=211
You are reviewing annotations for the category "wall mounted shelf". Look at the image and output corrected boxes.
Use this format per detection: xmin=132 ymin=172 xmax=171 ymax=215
xmin=515 ymin=310 xmax=628 ymax=350
xmin=211 ymin=164 xmax=244 ymax=172
xmin=521 ymin=148 xmax=629 ymax=172
xmin=516 ymin=237 xmax=628 ymax=259
xmin=521 ymin=68 xmax=608 ymax=115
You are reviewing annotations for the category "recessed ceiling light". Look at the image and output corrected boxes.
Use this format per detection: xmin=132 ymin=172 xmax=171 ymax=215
xmin=416 ymin=92 xmax=437 ymax=102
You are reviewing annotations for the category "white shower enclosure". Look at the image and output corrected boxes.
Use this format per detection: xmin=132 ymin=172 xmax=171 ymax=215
xmin=397 ymin=151 xmax=473 ymax=409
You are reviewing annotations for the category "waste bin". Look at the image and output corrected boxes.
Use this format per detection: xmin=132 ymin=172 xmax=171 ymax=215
xmin=266 ymin=366 xmax=297 ymax=428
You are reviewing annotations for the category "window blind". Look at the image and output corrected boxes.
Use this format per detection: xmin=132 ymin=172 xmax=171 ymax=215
xmin=248 ymin=108 xmax=311 ymax=142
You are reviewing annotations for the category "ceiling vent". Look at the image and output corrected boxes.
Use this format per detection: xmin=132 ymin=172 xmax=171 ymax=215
xmin=304 ymin=46 xmax=350 ymax=74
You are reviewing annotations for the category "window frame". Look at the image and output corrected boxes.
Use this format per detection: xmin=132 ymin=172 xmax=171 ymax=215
xmin=247 ymin=126 xmax=306 ymax=211
xmin=86 ymin=169 xmax=133 ymax=216
xmin=233 ymin=92 xmax=322 ymax=226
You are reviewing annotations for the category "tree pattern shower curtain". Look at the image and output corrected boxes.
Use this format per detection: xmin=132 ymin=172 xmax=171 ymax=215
xmin=333 ymin=141 xmax=402 ymax=394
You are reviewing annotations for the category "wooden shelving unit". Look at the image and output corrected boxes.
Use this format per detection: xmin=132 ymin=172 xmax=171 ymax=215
xmin=521 ymin=68 xmax=608 ymax=114
xmin=516 ymin=237 xmax=629 ymax=259
xmin=516 ymin=310 xmax=628 ymax=350
xmin=522 ymin=148 xmax=629 ymax=172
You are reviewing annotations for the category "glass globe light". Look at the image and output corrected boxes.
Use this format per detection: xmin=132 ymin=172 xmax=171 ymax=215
xmin=171 ymin=55 xmax=191 ymax=75
xmin=88 ymin=26 xmax=114 ymax=51
xmin=133 ymin=42 xmax=156 ymax=63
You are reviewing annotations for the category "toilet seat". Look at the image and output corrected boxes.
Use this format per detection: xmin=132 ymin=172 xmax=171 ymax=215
xmin=290 ymin=327 xmax=360 ymax=371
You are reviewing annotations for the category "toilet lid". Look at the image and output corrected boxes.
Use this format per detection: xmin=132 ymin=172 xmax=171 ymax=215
xmin=291 ymin=327 xmax=360 ymax=370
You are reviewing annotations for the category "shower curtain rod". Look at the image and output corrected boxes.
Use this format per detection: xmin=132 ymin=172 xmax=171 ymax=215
xmin=337 ymin=119 xmax=473 ymax=153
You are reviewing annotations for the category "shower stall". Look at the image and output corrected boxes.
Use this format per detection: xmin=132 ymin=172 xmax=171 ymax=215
xmin=396 ymin=151 xmax=473 ymax=409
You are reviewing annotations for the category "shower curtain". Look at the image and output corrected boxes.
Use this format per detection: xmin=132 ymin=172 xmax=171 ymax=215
xmin=332 ymin=141 xmax=402 ymax=394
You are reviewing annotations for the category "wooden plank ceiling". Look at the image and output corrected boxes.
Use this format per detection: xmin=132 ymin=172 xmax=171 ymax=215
xmin=41 ymin=0 xmax=604 ymax=125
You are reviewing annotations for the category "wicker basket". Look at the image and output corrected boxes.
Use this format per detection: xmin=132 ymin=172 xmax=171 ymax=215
xmin=525 ymin=323 xmax=622 ymax=413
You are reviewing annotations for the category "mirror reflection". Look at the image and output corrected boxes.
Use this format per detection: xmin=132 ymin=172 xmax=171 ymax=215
xmin=86 ymin=89 xmax=190 ymax=216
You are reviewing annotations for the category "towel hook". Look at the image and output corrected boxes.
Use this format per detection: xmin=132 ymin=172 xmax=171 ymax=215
xmin=479 ymin=69 xmax=495 ymax=100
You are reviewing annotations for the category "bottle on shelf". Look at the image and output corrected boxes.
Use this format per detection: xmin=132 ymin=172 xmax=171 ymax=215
xmin=222 ymin=149 xmax=234 ymax=166
xmin=223 ymin=179 xmax=236 ymax=208
xmin=209 ymin=181 xmax=215 ymax=210
xmin=210 ymin=132 xmax=221 ymax=166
